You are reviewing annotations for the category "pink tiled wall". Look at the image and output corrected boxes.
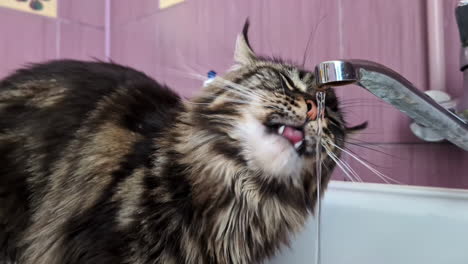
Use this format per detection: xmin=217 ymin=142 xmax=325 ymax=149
xmin=1 ymin=0 xmax=467 ymax=188
xmin=0 ymin=0 xmax=107 ymax=78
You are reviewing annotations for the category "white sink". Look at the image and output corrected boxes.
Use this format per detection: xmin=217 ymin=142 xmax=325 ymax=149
xmin=269 ymin=181 xmax=468 ymax=264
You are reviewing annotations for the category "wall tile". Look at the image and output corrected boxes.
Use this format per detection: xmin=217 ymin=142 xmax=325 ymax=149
xmin=0 ymin=8 xmax=57 ymax=78
xmin=111 ymin=0 xmax=159 ymax=27
xmin=59 ymin=0 xmax=105 ymax=28
xmin=59 ymin=21 xmax=105 ymax=60
xmin=111 ymin=14 xmax=161 ymax=81
xmin=111 ymin=0 xmax=341 ymax=96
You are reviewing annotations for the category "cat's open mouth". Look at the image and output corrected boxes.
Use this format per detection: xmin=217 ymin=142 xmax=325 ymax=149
xmin=266 ymin=124 xmax=306 ymax=153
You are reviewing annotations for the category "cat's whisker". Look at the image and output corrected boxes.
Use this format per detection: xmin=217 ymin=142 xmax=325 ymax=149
xmin=340 ymin=105 xmax=394 ymax=111
xmin=194 ymin=94 xmax=274 ymax=109
xmin=333 ymin=140 xmax=397 ymax=167
xmin=208 ymin=80 xmax=268 ymax=103
xmin=342 ymin=137 xmax=380 ymax=145
xmin=325 ymin=139 xmax=391 ymax=184
xmin=185 ymin=100 xmax=250 ymax=107
xmin=160 ymin=67 xmax=279 ymax=110
xmin=211 ymin=77 xmax=271 ymax=101
xmin=343 ymin=142 xmax=400 ymax=160
xmin=339 ymin=99 xmax=384 ymax=104
xmin=177 ymin=57 xmax=211 ymax=78
xmin=342 ymin=146 xmax=393 ymax=169
xmin=339 ymin=101 xmax=385 ymax=105
xmin=337 ymin=156 xmax=363 ymax=182
xmin=344 ymin=137 xmax=397 ymax=151
xmin=199 ymin=87 xmax=283 ymax=111
xmin=322 ymin=143 xmax=363 ymax=182
xmin=168 ymin=68 xmax=260 ymax=104
xmin=164 ymin=67 xmax=207 ymax=82
xmin=212 ymin=77 xmax=273 ymax=102
xmin=200 ymin=98 xmax=259 ymax=107
xmin=322 ymin=145 xmax=357 ymax=183
xmin=322 ymin=142 xmax=358 ymax=181
xmin=203 ymin=86 xmax=262 ymax=104
xmin=339 ymin=98 xmax=380 ymax=101
xmin=340 ymin=104 xmax=393 ymax=108
xmin=325 ymin=139 xmax=403 ymax=184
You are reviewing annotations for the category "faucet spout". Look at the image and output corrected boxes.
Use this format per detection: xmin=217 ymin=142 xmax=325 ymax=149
xmin=314 ymin=60 xmax=468 ymax=151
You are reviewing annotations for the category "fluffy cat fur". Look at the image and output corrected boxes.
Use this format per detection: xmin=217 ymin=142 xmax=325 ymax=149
xmin=0 ymin=22 xmax=348 ymax=264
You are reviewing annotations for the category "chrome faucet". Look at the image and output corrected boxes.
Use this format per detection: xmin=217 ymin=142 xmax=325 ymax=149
xmin=312 ymin=1 xmax=468 ymax=151
xmin=314 ymin=60 xmax=468 ymax=151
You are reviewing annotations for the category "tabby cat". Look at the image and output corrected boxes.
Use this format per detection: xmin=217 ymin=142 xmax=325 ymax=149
xmin=0 ymin=22 xmax=351 ymax=264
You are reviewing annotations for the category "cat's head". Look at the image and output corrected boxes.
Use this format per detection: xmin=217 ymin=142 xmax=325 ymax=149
xmin=188 ymin=21 xmax=355 ymax=183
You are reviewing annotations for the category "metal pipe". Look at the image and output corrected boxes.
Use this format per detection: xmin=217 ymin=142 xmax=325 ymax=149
xmin=315 ymin=60 xmax=468 ymax=151
xmin=456 ymin=1 xmax=468 ymax=117
xmin=426 ymin=0 xmax=447 ymax=92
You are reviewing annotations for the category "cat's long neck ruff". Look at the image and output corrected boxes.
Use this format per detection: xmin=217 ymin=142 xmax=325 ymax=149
xmin=145 ymin=109 xmax=312 ymax=263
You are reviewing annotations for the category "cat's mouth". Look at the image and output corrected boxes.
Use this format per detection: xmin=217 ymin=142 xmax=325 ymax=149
xmin=266 ymin=124 xmax=305 ymax=153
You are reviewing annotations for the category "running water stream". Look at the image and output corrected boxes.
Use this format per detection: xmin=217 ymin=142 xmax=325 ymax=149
xmin=314 ymin=91 xmax=326 ymax=264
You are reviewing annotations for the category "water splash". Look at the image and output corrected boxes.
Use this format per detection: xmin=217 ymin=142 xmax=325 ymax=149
xmin=314 ymin=91 xmax=326 ymax=264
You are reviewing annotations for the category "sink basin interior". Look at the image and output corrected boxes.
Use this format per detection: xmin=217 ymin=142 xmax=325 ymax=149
xmin=268 ymin=181 xmax=468 ymax=264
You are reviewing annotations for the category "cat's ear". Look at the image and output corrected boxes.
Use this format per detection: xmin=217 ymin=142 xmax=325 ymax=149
xmin=234 ymin=19 xmax=256 ymax=65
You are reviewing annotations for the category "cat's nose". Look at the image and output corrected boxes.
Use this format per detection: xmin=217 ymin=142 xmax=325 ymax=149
xmin=306 ymin=100 xmax=317 ymax=120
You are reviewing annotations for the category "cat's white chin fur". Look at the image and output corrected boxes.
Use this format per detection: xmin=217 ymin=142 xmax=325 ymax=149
xmin=235 ymin=115 xmax=304 ymax=179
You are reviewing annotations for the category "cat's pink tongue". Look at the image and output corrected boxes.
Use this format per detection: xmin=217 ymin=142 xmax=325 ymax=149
xmin=282 ymin=126 xmax=304 ymax=145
